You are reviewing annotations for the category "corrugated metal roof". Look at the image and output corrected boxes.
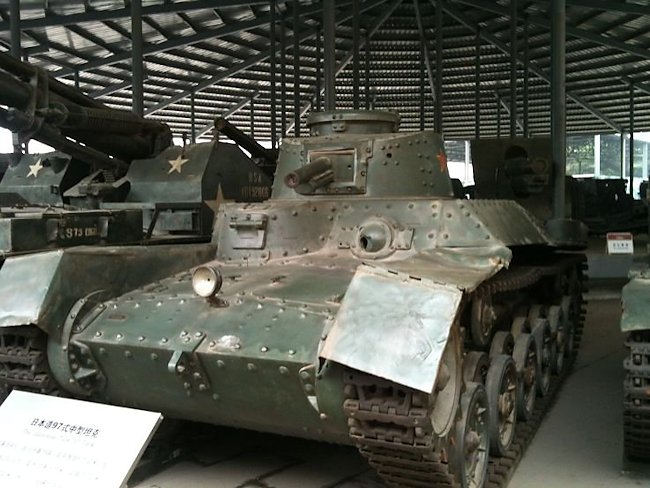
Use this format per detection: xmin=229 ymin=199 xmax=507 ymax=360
xmin=0 ymin=0 xmax=648 ymax=142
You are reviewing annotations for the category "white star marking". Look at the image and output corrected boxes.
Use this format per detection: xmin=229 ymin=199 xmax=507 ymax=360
xmin=167 ymin=155 xmax=190 ymax=174
xmin=27 ymin=158 xmax=44 ymax=178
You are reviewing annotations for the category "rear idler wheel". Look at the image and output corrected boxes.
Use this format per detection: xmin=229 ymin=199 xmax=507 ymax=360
xmin=512 ymin=333 xmax=538 ymax=421
xmin=486 ymin=354 xmax=517 ymax=457
xmin=463 ymin=351 xmax=490 ymax=385
xmin=532 ymin=318 xmax=552 ymax=396
xmin=450 ymin=382 xmax=490 ymax=488
xmin=489 ymin=331 xmax=514 ymax=358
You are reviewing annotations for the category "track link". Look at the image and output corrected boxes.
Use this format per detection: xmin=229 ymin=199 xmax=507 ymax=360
xmin=343 ymin=255 xmax=586 ymax=488
xmin=624 ymin=330 xmax=650 ymax=460
xmin=0 ymin=325 xmax=58 ymax=402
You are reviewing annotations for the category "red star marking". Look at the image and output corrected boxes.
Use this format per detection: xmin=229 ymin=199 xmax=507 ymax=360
xmin=436 ymin=151 xmax=448 ymax=173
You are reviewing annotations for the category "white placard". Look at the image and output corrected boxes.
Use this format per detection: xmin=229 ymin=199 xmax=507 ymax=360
xmin=606 ymin=232 xmax=634 ymax=255
xmin=0 ymin=391 xmax=162 ymax=488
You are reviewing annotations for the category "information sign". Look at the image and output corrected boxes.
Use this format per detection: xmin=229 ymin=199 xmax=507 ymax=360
xmin=0 ymin=390 xmax=162 ymax=488
xmin=606 ymin=232 xmax=634 ymax=255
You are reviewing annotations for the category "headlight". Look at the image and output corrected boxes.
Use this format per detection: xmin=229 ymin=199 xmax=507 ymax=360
xmin=191 ymin=265 xmax=223 ymax=298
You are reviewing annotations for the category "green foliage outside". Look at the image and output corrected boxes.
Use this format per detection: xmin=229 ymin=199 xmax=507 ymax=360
xmin=566 ymin=134 xmax=648 ymax=177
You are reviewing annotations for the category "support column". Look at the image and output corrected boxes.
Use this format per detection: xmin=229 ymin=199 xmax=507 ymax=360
xmin=74 ymin=71 xmax=80 ymax=90
xmin=352 ymin=0 xmax=360 ymax=110
xmin=551 ymin=0 xmax=566 ymax=219
xmin=629 ymin=83 xmax=634 ymax=196
xmin=10 ymin=0 xmax=22 ymax=154
xmin=464 ymin=139 xmax=471 ymax=183
xmin=365 ymin=28 xmax=371 ymax=110
xmin=496 ymin=93 xmax=501 ymax=138
xmin=9 ymin=0 xmax=21 ymax=59
xmin=293 ymin=1 xmax=301 ymax=136
xmin=250 ymin=95 xmax=255 ymax=138
xmin=315 ymin=24 xmax=322 ymax=112
xmin=323 ymin=0 xmax=336 ymax=111
xmin=643 ymin=141 xmax=648 ymax=181
xmin=523 ymin=15 xmax=529 ymax=137
xmin=270 ymin=0 xmax=277 ymax=148
xmin=131 ymin=0 xmax=144 ymax=117
xmin=594 ymin=134 xmax=601 ymax=177
xmin=280 ymin=14 xmax=287 ymax=137
xmin=475 ymin=26 xmax=480 ymax=138
xmin=510 ymin=0 xmax=518 ymax=138
xmin=620 ymin=132 xmax=625 ymax=178
xmin=435 ymin=0 xmax=443 ymax=134
xmin=420 ymin=42 xmax=425 ymax=130
xmin=190 ymin=91 xmax=196 ymax=143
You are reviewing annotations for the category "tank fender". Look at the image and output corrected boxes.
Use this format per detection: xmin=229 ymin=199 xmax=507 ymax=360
xmin=622 ymin=274 xmax=650 ymax=332
xmin=0 ymin=250 xmax=64 ymax=327
xmin=320 ymin=264 xmax=463 ymax=393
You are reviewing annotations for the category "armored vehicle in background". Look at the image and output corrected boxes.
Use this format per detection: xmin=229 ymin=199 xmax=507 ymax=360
xmin=0 ymin=52 xmax=274 ymax=400
xmin=30 ymin=111 xmax=585 ymax=488
xmin=621 ymin=189 xmax=650 ymax=461
xmin=471 ymin=137 xmax=587 ymax=249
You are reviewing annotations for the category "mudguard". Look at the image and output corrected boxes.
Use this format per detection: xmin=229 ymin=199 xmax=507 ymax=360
xmin=0 ymin=243 xmax=216 ymax=333
xmin=320 ymin=246 xmax=510 ymax=393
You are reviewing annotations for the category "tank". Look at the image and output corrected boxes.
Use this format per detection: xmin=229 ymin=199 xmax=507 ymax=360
xmin=621 ymin=188 xmax=650 ymax=461
xmin=27 ymin=111 xmax=586 ymax=488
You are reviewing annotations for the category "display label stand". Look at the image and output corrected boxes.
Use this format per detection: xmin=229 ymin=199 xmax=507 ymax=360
xmin=0 ymin=390 xmax=162 ymax=488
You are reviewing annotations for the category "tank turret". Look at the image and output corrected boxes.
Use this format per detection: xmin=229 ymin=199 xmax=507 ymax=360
xmin=273 ymin=110 xmax=453 ymax=199
xmin=15 ymin=111 xmax=586 ymax=488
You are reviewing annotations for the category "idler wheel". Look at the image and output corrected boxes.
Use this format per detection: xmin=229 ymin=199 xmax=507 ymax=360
xmin=463 ymin=351 xmax=490 ymax=385
xmin=450 ymin=382 xmax=490 ymax=488
xmin=547 ymin=305 xmax=566 ymax=374
xmin=486 ymin=354 xmax=517 ymax=456
xmin=470 ymin=295 xmax=498 ymax=350
xmin=512 ymin=333 xmax=538 ymax=421
xmin=430 ymin=326 xmax=462 ymax=437
xmin=532 ymin=319 xmax=552 ymax=396
xmin=489 ymin=331 xmax=515 ymax=358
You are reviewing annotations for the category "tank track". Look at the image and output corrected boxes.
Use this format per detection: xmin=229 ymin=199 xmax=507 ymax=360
xmin=623 ymin=330 xmax=650 ymax=460
xmin=344 ymin=256 xmax=586 ymax=488
xmin=0 ymin=325 xmax=58 ymax=402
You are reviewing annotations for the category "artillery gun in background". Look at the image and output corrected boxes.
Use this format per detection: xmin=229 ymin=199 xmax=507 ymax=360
xmin=0 ymin=51 xmax=274 ymax=400
xmin=621 ymin=188 xmax=650 ymax=462
xmin=37 ymin=110 xmax=588 ymax=488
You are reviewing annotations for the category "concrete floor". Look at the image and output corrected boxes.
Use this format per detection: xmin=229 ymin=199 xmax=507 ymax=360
xmin=130 ymin=287 xmax=650 ymax=488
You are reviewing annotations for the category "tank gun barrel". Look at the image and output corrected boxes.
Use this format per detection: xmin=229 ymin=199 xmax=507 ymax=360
xmin=214 ymin=117 xmax=278 ymax=164
xmin=0 ymin=51 xmax=172 ymax=174
xmin=284 ymin=157 xmax=334 ymax=192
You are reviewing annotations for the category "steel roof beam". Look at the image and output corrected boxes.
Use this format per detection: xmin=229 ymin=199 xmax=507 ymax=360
xmin=286 ymin=0 xmax=402 ymax=133
xmin=145 ymin=0 xmax=389 ymax=117
xmin=0 ymin=1 xmax=268 ymax=32
xmin=197 ymin=92 xmax=260 ymax=138
xmin=561 ymin=0 xmax=649 ymax=16
xmin=497 ymin=95 xmax=524 ymax=132
xmin=455 ymin=0 xmax=650 ymax=63
xmin=442 ymin=1 xmax=623 ymax=132
xmin=56 ymin=14 xmax=274 ymax=77
xmin=413 ymin=0 xmax=437 ymax=103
